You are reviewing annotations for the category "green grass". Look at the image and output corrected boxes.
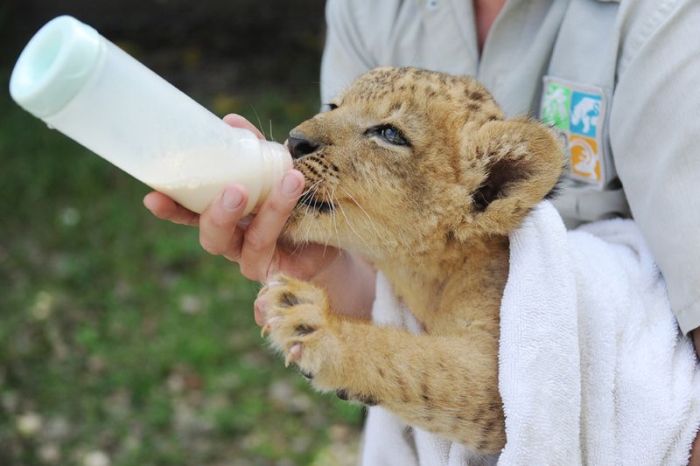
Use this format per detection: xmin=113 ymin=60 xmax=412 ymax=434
xmin=0 ymin=75 xmax=363 ymax=466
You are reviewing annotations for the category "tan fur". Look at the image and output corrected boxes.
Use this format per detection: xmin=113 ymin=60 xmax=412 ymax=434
xmin=257 ymin=67 xmax=565 ymax=453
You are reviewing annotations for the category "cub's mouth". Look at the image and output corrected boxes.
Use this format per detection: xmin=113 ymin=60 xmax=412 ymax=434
xmin=298 ymin=192 xmax=334 ymax=213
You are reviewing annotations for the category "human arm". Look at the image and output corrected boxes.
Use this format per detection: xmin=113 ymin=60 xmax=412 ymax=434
xmin=609 ymin=0 xmax=700 ymax=335
xmin=609 ymin=5 xmax=700 ymax=460
xmin=693 ymin=331 xmax=700 ymax=465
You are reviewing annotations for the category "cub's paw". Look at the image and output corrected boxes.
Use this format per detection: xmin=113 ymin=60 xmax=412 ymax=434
xmin=255 ymin=274 xmax=336 ymax=381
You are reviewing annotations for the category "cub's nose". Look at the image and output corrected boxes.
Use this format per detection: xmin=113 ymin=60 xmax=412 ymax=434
xmin=287 ymin=133 xmax=321 ymax=160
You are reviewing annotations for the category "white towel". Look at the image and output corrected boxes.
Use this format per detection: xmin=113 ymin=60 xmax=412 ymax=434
xmin=361 ymin=201 xmax=700 ymax=466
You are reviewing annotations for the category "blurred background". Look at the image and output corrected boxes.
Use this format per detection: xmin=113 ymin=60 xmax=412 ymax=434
xmin=0 ymin=1 xmax=364 ymax=465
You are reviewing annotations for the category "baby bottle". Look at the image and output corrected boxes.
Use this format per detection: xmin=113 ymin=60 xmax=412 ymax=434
xmin=9 ymin=15 xmax=292 ymax=214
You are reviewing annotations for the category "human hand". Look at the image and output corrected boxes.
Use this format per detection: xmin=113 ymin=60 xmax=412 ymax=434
xmin=143 ymin=114 xmax=350 ymax=283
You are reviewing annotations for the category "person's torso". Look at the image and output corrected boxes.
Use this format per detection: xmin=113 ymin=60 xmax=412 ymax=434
xmin=360 ymin=0 xmax=629 ymax=224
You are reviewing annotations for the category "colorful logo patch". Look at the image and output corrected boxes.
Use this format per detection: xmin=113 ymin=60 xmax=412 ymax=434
xmin=541 ymin=82 xmax=571 ymax=131
xmin=540 ymin=77 xmax=607 ymax=188
xmin=570 ymin=92 xmax=601 ymax=138
xmin=569 ymin=135 xmax=600 ymax=182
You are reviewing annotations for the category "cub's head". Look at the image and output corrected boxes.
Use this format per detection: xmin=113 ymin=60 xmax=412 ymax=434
xmin=284 ymin=67 xmax=564 ymax=259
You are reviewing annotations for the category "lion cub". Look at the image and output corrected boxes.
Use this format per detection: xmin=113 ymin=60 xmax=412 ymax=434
xmin=256 ymin=67 xmax=564 ymax=453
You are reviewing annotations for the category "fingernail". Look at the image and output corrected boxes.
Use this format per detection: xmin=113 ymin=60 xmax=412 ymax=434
xmin=222 ymin=187 xmax=244 ymax=211
xmin=143 ymin=195 xmax=157 ymax=211
xmin=236 ymin=215 xmax=253 ymax=229
xmin=281 ymin=172 xmax=302 ymax=196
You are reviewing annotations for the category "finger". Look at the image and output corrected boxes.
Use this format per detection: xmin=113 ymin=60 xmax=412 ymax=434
xmin=240 ymin=170 xmax=305 ymax=280
xmin=143 ymin=191 xmax=199 ymax=226
xmin=225 ymin=215 xmax=253 ymax=261
xmin=199 ymin=184 xmax=249 ymax=256
xmin=223 ymin=227 xmax=244 ymax=262
xmin=223 ymin=114 xmax=265 ymax=139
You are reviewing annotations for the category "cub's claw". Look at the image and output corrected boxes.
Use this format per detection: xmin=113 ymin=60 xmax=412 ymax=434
xmin=256 ymin=273 xmax=332 ymax=384
xmin=260 ymin=317 xmax=280 ymax=338
xmin=284 ymin=343 xmax=303 ymax=367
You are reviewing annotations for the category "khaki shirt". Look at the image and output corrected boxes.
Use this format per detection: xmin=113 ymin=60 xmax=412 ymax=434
xmin=320 ymin=0 xmax=700 ymax=333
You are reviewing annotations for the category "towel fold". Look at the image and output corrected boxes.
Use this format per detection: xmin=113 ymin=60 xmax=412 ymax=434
xmin=362 ymin=201 xmax=700 ymax=466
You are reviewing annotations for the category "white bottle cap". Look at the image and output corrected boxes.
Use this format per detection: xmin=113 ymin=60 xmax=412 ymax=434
xmin=10 ymin=16 xmax=103 ymax=119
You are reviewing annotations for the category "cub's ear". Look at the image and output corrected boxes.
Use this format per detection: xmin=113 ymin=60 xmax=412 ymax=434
xmin=460 ymin=118 xmax=565 ymax=235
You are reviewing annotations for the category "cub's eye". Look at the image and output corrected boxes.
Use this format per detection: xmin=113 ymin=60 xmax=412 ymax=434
xmin=324 ymin=103 xmax=339 ymax=111
xmin=367 ymin=124 xmax=411 ymax=147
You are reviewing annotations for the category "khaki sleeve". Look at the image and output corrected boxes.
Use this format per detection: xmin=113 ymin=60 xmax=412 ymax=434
xmin=610 ymin=0 xmax=700 ymax=333
xmin=320 ymin=0 xmax=375 ymax=104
